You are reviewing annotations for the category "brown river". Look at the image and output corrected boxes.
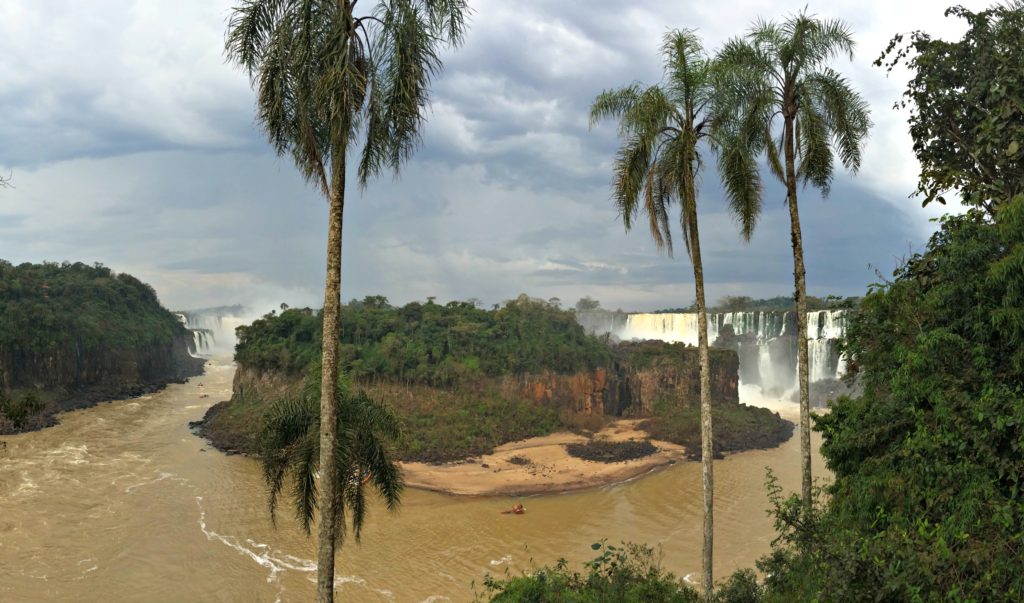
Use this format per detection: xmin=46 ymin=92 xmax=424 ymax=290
xmin=0 ymin=359 xmax=824 ymax=602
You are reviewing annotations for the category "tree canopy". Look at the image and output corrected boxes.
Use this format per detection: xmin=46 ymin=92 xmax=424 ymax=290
xmin=753 ymin=198 xmax=1024 ymax=601
xmin=0 ymin=260 xmax=185 ymax=354
xmin=878 ymin=1 xmax=1024 ymax=215
xmin=235 ymin=295 xmax=611 ymax=384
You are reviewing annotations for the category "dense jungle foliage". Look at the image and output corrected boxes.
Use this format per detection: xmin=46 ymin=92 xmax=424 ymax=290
xmin=753 ymin=201 xmax=1024 ymax=601
xmin=479 ymin=541 xmax=763 ymax=603
xmin=235 ymin=294 xmax=612 ymax=385
xmin=0 ymin=260 xmax=185 ymax=354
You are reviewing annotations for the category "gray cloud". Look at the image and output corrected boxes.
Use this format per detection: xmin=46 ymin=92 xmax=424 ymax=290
xmin=0 ymin=0 xmax=984 ymax=312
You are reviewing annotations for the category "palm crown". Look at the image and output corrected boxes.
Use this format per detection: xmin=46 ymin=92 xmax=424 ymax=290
xmin=717 ymin=12 xmax=871 ymax=198
xmin=226 ymin=0 xmax=468 ymax=193
xmin=590 ymin=30 xmax=717 ymax=257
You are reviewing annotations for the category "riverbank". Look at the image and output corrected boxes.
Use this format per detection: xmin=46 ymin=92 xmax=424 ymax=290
xmin=401 ymin=420 xmax=685 ymax=496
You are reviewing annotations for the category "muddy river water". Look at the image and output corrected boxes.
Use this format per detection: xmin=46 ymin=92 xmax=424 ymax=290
xmin=0 ymin=359 xmax=824 ymax=602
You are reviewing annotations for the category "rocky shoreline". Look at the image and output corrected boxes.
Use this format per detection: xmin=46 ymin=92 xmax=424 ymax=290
xmin=190 ymin=399 xmax=248 ymax=455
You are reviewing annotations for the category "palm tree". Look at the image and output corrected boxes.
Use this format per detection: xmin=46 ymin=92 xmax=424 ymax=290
xmin=260 ymin=368 xmax=403 ymax=546
xmin=225 ymin=2 xmax=467 ymax=601
xmin=590 ymin=30 xmax=759 ymax=598
xmin=717 ymin=12 xmax=871 ymax=511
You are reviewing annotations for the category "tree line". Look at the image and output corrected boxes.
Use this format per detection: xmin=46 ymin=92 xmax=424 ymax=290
xmin=0 ymin=260 xmax=185 ymax=356
xmin=235 ymin=294 xmax=611 ymax=385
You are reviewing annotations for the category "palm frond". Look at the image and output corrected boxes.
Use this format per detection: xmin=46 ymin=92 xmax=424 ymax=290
xmin=715 ymin=127 xmax=763 ymax=241
xmin=804 ymin=68 xmax=871 ymax=173
xmin=292 ymin=428 xmax=320 ymax=532
xmin=795 ymin=98 xmax=834 ymax=195
xmin=226 ymin=0 xmax=468 ymax=197
xmin=257 ymin=368 xmax=404 ymax=541
xmin=662 ymin=29 xmax=712 ymax=113
xmin=589 ymin=85 xmax=643 ymax=130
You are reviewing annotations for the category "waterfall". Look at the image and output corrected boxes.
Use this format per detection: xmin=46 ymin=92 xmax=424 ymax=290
xmin=592 ymin=309 xmax=849 ymax=395
xmin=174 ymin=305 xmax=252 ymax=358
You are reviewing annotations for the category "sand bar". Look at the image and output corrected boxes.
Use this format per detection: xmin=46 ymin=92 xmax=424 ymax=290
xmin=400 ymin=419 xmax=685 ymax=497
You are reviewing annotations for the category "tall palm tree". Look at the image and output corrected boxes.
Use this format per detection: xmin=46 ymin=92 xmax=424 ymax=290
xmin=590 ymin=30 xmax=759 ymax=598
xmin=717 ymin=12 xmax=871 ymax=511
xmin=260 ymin=368 xmax=403 ymax=546
xmin=226 ymin=2 xmax=467 ymax=601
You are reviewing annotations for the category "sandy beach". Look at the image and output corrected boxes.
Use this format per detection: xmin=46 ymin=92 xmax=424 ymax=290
xmin=400 ymin=419 xmax=686 ymax=496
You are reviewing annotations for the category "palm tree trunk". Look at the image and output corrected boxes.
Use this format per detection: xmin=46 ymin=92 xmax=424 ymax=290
xmin=783 ymin=113 xmax=812 ymax=512
xmin=316 ymin=160 xmax=346 ymax=603
xmin=684 ymin=165 xmax=714 ymax=600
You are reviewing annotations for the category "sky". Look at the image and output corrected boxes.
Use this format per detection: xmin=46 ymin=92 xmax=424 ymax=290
xmin=0 ymin=0 xmax=990 ymax=312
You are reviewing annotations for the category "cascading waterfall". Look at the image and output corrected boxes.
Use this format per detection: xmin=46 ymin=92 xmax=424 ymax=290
xmin=586 ymin=309 xmax=849 ymax=397
xmin=175 ymin=313 xmax=209 ymax=357
xmin=174 ymin=306 xmax=251 ymax=357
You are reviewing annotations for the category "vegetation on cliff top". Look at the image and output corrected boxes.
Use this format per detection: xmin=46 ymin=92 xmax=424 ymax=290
xmin=642 ymin=399 xmax=794 ymax=462
xmin=235 ymin=295 xmax=612 ymax=384
xmin=0 ymin=260 xmax=186 ymax=355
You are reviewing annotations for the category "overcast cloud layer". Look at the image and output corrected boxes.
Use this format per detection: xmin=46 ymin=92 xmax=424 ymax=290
xmin=0 ymin=0 xmax=988 ymax=312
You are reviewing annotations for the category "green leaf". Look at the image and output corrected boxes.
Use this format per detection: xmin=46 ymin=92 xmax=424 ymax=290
xmin=591 ymin=543 xmax=602 ymax=550
xmin=1006 ymin=141 xmax=1020 ymax=156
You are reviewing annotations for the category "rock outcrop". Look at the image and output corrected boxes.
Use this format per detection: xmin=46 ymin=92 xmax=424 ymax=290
xmin=500 ymin=341 xmax=739 ymax=418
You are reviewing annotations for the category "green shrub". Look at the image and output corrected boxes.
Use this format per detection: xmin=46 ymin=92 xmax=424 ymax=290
xmin=642 ymin=402 xmax=793 ymax=460
xmin=0 ymin=390 xmax=46 ymax=429
xmin=480 ymin=541 xmax=701 ymax=602
xmin=565 ymin=439 xmax=657 ymax=463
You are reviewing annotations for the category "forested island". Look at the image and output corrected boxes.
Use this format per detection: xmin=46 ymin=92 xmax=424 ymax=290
xmin=197 ymin=295 xmax=792 ymax=471
xmin=0 ymin=261 xmax=203 ymax=433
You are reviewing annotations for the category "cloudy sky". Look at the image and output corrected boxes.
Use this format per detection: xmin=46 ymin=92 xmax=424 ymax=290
xmin=0 ymin=0 xmax=987 ymax=312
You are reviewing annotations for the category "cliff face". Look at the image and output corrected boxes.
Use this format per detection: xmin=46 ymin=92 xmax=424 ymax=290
xmin=0 ymin=333 xmax=204 ymax=433
xmin=223 ymin=340 xmax=740 ymax=425
xmin=230 ymin=364 xmax=303 ymax=404
xmin=1 ymin=333 xmax=202 ymax=392
xmin=501 ymin=340 xmax=739 ymax=418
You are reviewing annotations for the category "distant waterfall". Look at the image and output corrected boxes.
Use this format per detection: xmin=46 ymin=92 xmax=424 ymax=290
xmin=582 ymin=309 xmax=849 ymax=396
xmin=174 ymin=306 xmax=251 ymax=358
